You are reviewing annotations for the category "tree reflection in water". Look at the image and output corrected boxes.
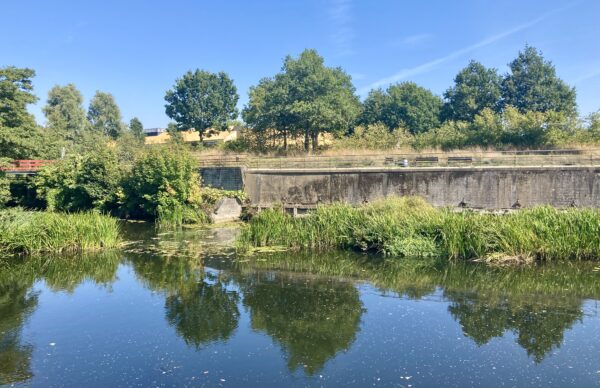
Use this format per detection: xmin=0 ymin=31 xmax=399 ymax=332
xmin=240 ymin=272 xmax=364 ymax=375
xmin=0 ymin=252 xmax=120 ymax=385
xmin=238 ymin=251 xmax=600 ymax=364
xmin=130 ymin=255 xmax=240 ymax=348
xmin=447 ymin=292 xmax=583 ymax=363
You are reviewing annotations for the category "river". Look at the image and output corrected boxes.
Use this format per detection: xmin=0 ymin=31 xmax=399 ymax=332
xmin=1 ymin=224 xmax=599 ymax=387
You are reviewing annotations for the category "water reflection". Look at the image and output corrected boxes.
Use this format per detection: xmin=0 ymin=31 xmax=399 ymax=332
xmin=446 ymin=291 xmax=583 ymax=362
xmin=131 ymin=255 xmax=240 ymax=348
xmin=240 ymin=272 xmax=363 ymax=374
xmin=0 ymin=252 xmax=119 ymax=385
xmin=0 ymin=228 xmax=599 ymax=385
xmin=0 ymin=277 xmax=36 ymax=385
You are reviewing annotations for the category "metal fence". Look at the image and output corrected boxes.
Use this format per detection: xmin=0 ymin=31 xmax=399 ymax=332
xmin=195 ymin=149 xmax=600 ymax=169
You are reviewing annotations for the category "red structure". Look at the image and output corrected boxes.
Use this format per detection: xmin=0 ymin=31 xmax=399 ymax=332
xmin=2 ymin=160 xmax=56 ymax=174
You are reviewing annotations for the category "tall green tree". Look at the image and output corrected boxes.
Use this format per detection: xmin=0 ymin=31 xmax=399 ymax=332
xmin=129 ymin=117 xmax=144 ymax=139
xmin=442 ymin=60 xmax=502 ymax=122
xmin=164 ymin=70 xmax=239 ymax=141
xmin=361 ymin=82 xmax=442 ymax=134
xmin=244 ymin=49 xmax=361 ymax=151
xmin=88 ymin=91 xmax=125 ymax=139
xmin=0 ymin=67 xmax=42 ymax=159
xmin=43 ymin=84 xmax=88 ymax=144
xmin=243 ymin=76 xmax=296 ymax=149
xmin=501 ymin=46 xmax=577 ymax=116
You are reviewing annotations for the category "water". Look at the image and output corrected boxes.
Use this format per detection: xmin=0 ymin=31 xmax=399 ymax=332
xmin=1 ymin=225 xmax=600 ymax=387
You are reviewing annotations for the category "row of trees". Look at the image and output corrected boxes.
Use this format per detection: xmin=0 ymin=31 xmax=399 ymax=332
xmin=0 ymin=66 xmax=144 ymax=160
xmin=0 ymin=44 xmax=592 ymax=161
xmin=162 ymin=45 xmax=582 ymax=151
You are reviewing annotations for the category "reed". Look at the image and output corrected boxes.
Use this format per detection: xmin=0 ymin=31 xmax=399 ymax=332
xmin=0 ymin=209 xmax=121 ymax=255
xmin=237 ymin=196 xmax=600 ymax=263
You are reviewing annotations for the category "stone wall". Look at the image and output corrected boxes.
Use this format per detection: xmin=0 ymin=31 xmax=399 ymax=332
xmin=243 ymin=166 xmax=600 ymax=209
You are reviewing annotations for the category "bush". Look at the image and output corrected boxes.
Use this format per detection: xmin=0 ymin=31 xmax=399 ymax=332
xmin=34 ymin=144 xmax=121 ymax=212
xmin=121 ymin=145 xmax=203 ymax=224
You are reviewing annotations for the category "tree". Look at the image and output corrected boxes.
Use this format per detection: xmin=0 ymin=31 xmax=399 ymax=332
xmin=87 ymin=91 xmax=125 ymax=139
xmin=43 ymin=84 xmax=88 ymax=144
xmin=244 ymin=49 xmax=361 ymax=151
xmin=361 ymin=82 xmax=442 ymax=134
xmin=0 ymin=67 xmax=42 ymax=159
xmin=501 ymin=46 xmax=577 ymax=116
xmin=442 ymin=60 xmax=502 ymax=122
xmin=164 ymin=70 xmax=239 ymax=141
xmin=243 ymin=76 xmax=296 ymax=150
xmin=129 ymin=117 xmax=144 ymax=139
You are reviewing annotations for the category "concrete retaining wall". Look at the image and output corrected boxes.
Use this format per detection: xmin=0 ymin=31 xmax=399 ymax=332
xmin=243 ymin=166 xmax=600 ymax=209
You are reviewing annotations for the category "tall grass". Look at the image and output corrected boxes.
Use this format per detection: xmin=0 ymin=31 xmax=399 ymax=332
xmin=0 ymin=209 xmax=121 ymax=255
xmin=238 ymin=196 xmax=600 ymax=263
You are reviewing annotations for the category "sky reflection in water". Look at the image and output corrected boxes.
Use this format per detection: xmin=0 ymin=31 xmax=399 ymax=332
xmin=1 ymin=226 xmax=600 ymax=387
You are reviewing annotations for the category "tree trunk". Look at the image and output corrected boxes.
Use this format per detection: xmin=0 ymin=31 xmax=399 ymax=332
xmin=311 ymin=131 xmax=319 ymax=151
xmin=283 ymin=129 xmax=288 ymax=150
xmin=304 ymin=129 xmax=310 ymax=152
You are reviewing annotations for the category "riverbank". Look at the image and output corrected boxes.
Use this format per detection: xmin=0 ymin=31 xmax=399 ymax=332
xmin=0 ymin=209 xmax=121 ymax=255
xmin=237 ymin=196 xmax=600 ymax=264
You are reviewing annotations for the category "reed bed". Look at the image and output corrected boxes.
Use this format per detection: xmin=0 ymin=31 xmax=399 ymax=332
xmin=237 ymin=197 xmax=600 ymax=263
xmin=0 ymin=209 xmax=121 ymax=255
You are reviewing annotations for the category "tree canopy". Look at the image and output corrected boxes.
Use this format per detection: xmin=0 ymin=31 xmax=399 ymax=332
xmin=129 ymin=117 xmax=144 ymax=139
xmin=43 ymin=84 xmax=89 ymax=144
xmin=164 ymin=70 xmax=239 ymax=140
xmin=88 ymin=91 xmax=125 ymax=139
xmin=442 ymin=60 xmax=502 ymax=122
xmin=244 ymin=49 xmax=361 ymax=150
xmin=0 ymin=67 xmax=43 ymax=159
xmin=502 ymin=46 xmax=577 ymax=116
xmin=360 ymin=82 xmax=442 ymax=134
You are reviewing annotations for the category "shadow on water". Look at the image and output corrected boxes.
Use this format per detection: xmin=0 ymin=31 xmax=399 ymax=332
xmin=1 ymin=224 xmax=600 ymax=384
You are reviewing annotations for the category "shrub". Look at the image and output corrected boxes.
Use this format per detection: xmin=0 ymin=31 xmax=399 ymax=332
xmin=34 ymin=145 xmax=121 ymax=212
xmin=121 ymin=145 xmax=203 ymax=224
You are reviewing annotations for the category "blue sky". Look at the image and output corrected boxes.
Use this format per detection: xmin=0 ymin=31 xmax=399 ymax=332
xmin=2 ymin=0 xmax=599 ymax=128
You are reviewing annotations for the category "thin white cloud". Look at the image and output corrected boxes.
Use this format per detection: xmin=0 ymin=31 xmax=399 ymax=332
xmin=398 ymin=33 xmax=433 ymax=47
xmin=358 ymin=3 xmax=578 ymax=94
xmin=573 ymin=68 xmax=600 ymax=84
xmin=329 ymin=0 xmax=355 ymax=56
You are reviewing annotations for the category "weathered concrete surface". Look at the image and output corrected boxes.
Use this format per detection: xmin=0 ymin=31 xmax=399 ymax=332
xmin=200 ymin=167 xmax=244 ymax=191
xmin=243 ymin=166 xmax=600 ymax=209
xmin=210 ymin=197 xmax=242 ymax=223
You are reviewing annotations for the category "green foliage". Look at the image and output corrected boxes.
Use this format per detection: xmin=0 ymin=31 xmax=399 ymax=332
xmin=336 ymin=123 xmax=412 ymax=150
xmin=87 ymin=91 xmax=125 ymax=139
xmin=502 ymin=45 xmax=577 ymax=116
xmin=360 ymin=82 xmax=442 ymax=134
xmin=0 ymin=209 xmax=120 ymax=255
xmin=121 ymin=146 xmax=203 ymax=223
xmin=165 ymin=70 xmax=239 ymax=140
xmin=34 ymin=144 xmax=122 ymax=212
xmin=0 ymin=159 xmax=11 ymax=208
xmin=442 ymin=60 xmax=502 ymax=121
xmin=239 ymin=196 xmax=600 ymax=263
xmin=244 ymin=49 xmax=361 ymax=151
xmin=129 ymin=117 xmax=144 ymax=139
xmin=0 ymin=67 xmax=44 ymax=159
xmin=43 ymin=84 xmax=89 ymax=145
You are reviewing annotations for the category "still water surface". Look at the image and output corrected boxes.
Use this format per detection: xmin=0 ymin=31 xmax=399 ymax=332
xmin=1 ymin=225 xmax=600 ymax=387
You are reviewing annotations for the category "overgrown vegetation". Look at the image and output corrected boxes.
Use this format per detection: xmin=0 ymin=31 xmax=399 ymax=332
xmin=238 ymin=196 xmax=600 ymax=264
xmin=0 ymin=209 xmax=120 ymax=255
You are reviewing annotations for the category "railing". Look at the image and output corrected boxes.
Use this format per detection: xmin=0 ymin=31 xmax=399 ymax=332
xmin=2 ymin=160 xmax=55 ymax=173
xmin=195 ymin=149 xmax=600 ymax=169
